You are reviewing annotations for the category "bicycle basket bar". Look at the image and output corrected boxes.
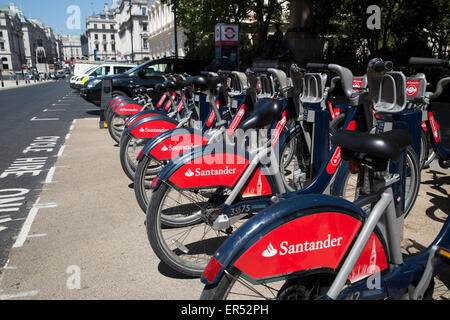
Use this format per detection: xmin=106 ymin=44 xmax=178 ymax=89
xmin=373 ymin=71 xmax=407 ymax=113
xmin=409 ymin=57 xmax=450 ymax=68
xmin=301 ymin=73 xmax=327 ymax=104
xmin=267 ymin=68 xmax=288 ymax=92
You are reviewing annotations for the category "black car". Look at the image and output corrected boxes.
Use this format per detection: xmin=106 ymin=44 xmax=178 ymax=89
xmin=80 ymin=57 xmax=209 ymax=107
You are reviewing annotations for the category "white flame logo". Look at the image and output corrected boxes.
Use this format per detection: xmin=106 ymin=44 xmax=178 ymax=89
xmin=139 ymin=128 xmax=145 ymax=133
xmin=185 ymin=169 xmax=194 ymax=177
xmin=262 ymin=243 xmax=278 ymax=258
xmin=161 ymin=145 xmax=169 ymax=152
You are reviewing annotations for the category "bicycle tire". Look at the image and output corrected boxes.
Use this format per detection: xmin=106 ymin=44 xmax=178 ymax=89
xmin=119 ymin=133 xmax=149 ymax=181
xmin=335 ymin=146 xmax=420 ymax=217
xmin=147 ymin=182 xmax=235 ymax=277
xmin=133 ymin=155 xmax=166 ymax=213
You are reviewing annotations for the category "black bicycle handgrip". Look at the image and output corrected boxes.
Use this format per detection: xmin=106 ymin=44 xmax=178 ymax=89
xmin=306 ymin=63 xmax=329 ymax=70
xmin=373 ymin=60 xmax=393 ymax=72
xmin=409 ymin=57 xmax=449 ymax=68
xmin=290 ymin=64 xmax=306 ymax=76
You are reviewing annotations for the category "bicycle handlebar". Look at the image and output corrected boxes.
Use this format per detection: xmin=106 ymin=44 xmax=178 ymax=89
xmin=306 ymin=63 xmax=329 ymax=71
xmin=372 ymin=60 xmax=394 ymax=72
xmin=409 ymin=57 xmax=450 ymax=68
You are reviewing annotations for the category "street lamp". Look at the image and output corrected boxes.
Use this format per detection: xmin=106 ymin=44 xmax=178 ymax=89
xmin=173 ymin=0 xmax=178 ymax=59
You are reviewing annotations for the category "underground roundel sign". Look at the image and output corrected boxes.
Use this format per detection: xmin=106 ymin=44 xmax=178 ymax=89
xmin=215 ymin=23 xmax=239 ymax=46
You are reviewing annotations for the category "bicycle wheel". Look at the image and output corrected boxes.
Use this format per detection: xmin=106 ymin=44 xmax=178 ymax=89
xmin=133 ymin=155 xmax=166 ymax=213
xmin=335 ymin=146 xmax=420 ymax=216
xmin=108 ymin=113 xmax=126 ymax=144
xmin=279 ymin=128 xmax=312 ymax=191
xmin=146 ymin=182 xmax=246 ymax=277
xmin=119 ymin=133 xmax=149 ymax=181
xmin=418 ymin=129 xmax=429 ymax=170
xmin=201 ymin=269 xmax=334 ymax=300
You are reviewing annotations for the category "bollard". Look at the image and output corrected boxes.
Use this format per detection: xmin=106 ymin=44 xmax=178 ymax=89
xmin=100 ymin=78 xmax=112 ymax=129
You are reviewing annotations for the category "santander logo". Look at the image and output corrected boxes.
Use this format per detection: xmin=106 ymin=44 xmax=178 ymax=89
xmin=184 ymin=166 xmax=238 ymax=178
xmin=262 ymin=243 xmax=278 ymax=258
xmin=185 ymin=169 xmax=195 ymax=177
xmin=262 ymin=234 xmax=343 ymax=258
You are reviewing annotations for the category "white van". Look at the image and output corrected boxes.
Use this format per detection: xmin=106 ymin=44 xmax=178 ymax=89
xmin=70 ymin=66 xmax=98 ymax=89
xmin=73 ymin=63 xmax=136 ymax=89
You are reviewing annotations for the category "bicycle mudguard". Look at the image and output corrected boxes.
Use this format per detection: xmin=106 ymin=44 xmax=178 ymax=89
xmin=113 ymin=103 xmax=145 ymax=116
xmin=152 ymin=144 xmax=275 ymax=196
xmin=201 ymin=194 xmax=389 ymax=286
xmin=124 ymin=109 xmax=166 ymax=128
xmin=138 ymin=128 xmax=209 ymax=162
xmin=126 ymin=116 xmax=178 ymax=139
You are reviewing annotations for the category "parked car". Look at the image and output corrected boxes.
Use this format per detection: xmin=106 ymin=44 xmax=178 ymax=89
xmin=70 ymin=66 xmax=98 ymax=89
xmin=80 ymin=57 xmax=209 ymax=107
xmin=72 ymin=63 xmax=136 ymax=90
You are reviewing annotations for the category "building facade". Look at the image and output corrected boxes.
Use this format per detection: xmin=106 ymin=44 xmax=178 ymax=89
xmin=147 ymin=0 xmax=186 ymax=59
xmin=0 ymin=3 xmax=64 ymax=72
xmin=85 ymin=4 xmax=117 ymax=61
xmin=85 ymin=0 xmax=187 ymax=63
xmin=0 ymin=4 xmax=26 ymax=71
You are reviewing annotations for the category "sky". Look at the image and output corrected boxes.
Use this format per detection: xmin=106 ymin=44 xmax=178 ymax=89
xmin=1 ymin=0 xmax=119 ymax=35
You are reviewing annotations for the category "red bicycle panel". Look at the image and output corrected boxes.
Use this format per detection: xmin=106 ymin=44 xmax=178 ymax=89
xmin=130 ymin=120 xmax=177 ymax=139
xmin=169 ymin=154 xmax=250 ymax=189
xmin=234 ymin=212 xmax=362 ymax=280
xmin=149 ymin=133 xmax=209 ymax=160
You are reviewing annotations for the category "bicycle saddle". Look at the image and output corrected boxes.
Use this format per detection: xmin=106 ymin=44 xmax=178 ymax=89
xmin=190 ymin=76 xmax=224 ymax=90
xmin=166 ymin=79 xmax=190 ymax=90
xmin=238 ymin=98 xmax=284 ymax=131
xmin=332 ymin=129 xmax=412 ymax=162
xmin=154 ymin=82 xmax=168 ymax=92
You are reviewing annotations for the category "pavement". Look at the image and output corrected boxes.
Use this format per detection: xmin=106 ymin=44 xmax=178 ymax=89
xmin=0 ymin=89 xmax=448 ymax=300
xmin=0 ymin=79 xmax=59 ymax=91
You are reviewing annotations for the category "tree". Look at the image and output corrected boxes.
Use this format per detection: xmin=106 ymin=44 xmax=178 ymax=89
xmin=162 ymin=0 xmax=287 ymax=68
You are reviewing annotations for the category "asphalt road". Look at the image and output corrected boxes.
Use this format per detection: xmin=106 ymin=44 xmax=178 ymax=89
xmin=0 ymin=80 xmax=97 ymax=270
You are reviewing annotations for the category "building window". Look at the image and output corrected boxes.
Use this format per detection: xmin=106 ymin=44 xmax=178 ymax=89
xmin=103 ymin=34 xmax=107 ymax=40
xmin=143 ymin=38 xmax=148 ymax=49
xmin=111 ymin=34 xmax=115 ymax=40
xmin=95 ymin=34 xmax=98 ymax=40
xmin=111 ymin=24 xmax=114 ymax=30
xmin=95 ymin=44 xmax=99 ymax=51
xmin=2 ymin=57 xmax=9 ymax=70
xmin=0 ymin=31 xmax=3 ymax=38
xmin=142 ymin=8 xmax=147 ymax=15
xmin=104 ymin=44 xmax=107 ymax=52
xmin=0 ymin=42 xmax=4 ymax=51
xmin=143 ymin=23 xmax=148 ymax=31
xmin=112 ymin=44 xmax=115 ymax=52
xmin=94 ymin=24 xmax=97 ymax=29
xmin=102 ymin=24 xmax=106 ymax=29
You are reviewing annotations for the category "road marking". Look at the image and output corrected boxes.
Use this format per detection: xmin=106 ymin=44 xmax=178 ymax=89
xmin=43 ymin=109 xmax=66 ymax=112
xmin=11 ymin=198 xmax=57 ymax=248
xmin=44 ymin=167 xmax=56 ymax=184
xmin=57 ymin=145 xmax=66 ymax=157
xmin=0 ymin=290 xmax=39 ymax=300
xmin=30 ymin=117 xmax=59 ymax=121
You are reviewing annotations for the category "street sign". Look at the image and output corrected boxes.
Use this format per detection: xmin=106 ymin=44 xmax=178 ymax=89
xmin=215 ymin=24 xmax=239 ymax=46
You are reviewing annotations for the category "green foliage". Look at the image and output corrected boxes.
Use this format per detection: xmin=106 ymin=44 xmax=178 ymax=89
xmin=163 ymin=0 xmax=286 ymax=68
xmin=312 ymin=0 xmax=449 ymax=73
